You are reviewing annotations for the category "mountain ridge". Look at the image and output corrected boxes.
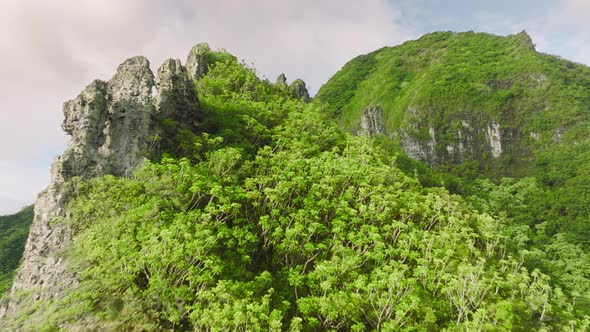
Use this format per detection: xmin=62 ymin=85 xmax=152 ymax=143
xmin=1 ymin=31 xmax=589 ymax=330
xmin=316 ymin=30 xmax=590 ymax=178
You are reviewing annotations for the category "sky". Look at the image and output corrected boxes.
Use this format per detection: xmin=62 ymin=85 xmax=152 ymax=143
xmin=1 ymin=0 xmax=589 ymax=215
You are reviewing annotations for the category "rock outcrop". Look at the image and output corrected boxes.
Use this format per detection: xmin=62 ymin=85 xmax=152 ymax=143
xmin=1 ymin=49 xmax=203 ymax=324
xmin=273 ymin=74 xmax=310 ymax=102
xmin=398 ymin=107 xmax=509 ymax=167
xmin=155 ymin=58 xmax=201 ymax=125
xmin=358 ymin=105 xmax=385 ymax=136
xmin=186 ymin=43 xmax=210 ymax=81
xmin=0 ymin=57 xmax=156 ymax=322
xmin=276 ymin=73 xmax=288 ymax=86
xmin=289 ymin=79 xmax=310 ymax=102
xmin=401 ymin=125 xmax=437 ymax=164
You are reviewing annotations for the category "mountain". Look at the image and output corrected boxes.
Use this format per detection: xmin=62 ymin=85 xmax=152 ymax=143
xmin=316 ymin=29 xmax=590 ymax=319
xmin=316 ymin=30 xmax=590 ymax=179
xmin=1 ymin=33 xmax=589 ymax=330
xmin=316 ymin=29 xmax=590 ymax=245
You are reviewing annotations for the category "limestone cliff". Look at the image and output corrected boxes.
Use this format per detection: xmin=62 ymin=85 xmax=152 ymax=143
xmin=0 ymin=47 xmax=203 ymax=324
xmin=358 ymin=106 xmax=385 ymax=136
xmin=399 ymin=110 xmax=506 ymax=166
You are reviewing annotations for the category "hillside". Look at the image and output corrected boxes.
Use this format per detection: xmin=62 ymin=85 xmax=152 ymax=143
xmin=316 ymin=30 xmax=590 ymax=179
xmin=0 ymin=34 xmax=589 ymax=330
xmin=316 ymin=30 xmax=590 ymax=322
xmin=315 ymin=31 xmax=590 ymax=241
xmin=0 ymin=206 xmax=34 ymax=294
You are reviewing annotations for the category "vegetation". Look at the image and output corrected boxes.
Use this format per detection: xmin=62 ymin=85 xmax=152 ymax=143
xmin=2 ymin=32 xmax=590 ymax=330
xmin=316 ymin=30 xmax=590 ymax=328
xmin=0 ymin=205 xmax=34 ymax=294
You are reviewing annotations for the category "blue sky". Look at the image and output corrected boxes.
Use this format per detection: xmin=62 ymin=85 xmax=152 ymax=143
xmin=1 ymin=0 xmax=589 ymax=214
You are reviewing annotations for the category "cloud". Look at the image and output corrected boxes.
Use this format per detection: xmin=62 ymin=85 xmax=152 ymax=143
xmin=484 ymin=0 xmax=590 ymax=65
xmin=0 ymin=0 xmax=410 ymax=214
xmin=542 ymin=0 xmax=590 ymax=65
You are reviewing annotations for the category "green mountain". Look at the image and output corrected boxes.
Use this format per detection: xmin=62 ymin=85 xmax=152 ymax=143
xmin=316 ymin=30 xmax=590 ymax=322
xmin=0 ymin=206 xmax=34 ymax=294
xmin=315 ymin=30 xmax=590 ymax=242
xmin=1 ymin=33 xmax=589 ymax=330
xmin=316 ymin=30 xmax=590 ymax=179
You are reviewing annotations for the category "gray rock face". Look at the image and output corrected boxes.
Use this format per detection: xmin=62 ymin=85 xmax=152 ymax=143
xmin=290 ymin=79 xmax=310 ymax=102
xmin=401 ymin=125 xmax=437 ymax=164
xmin=276 ymin=73 xmax=288 ymax=86
xmin=153 ymin=58 xmax=202 ymax=155
xmin=0 ymin=56 xmax=156 ymax=323
xmin=59 ymin=80 xmax=109 ymax=180
xmin=485 ymin=121 xmax=502 ymax=158
xmin=100 ymin=56 xmax=155 ymax=176
xmin=358 ymin=106 xmax=385 ymax=136
xmin=398 ymin=106 xmax=508 ymax=167
xmin=186 ymin=43 xmax=210 ymax=81
xmin=155 ymin=58 xmax=201 ymax=125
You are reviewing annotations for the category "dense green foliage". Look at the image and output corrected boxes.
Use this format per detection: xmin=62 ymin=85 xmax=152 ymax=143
xmin=316 ymin=32 xmax=590 ymax=323
xmin=316 ymin=31 xmax=590 ymax=177
xmin=7 ymin=47 xmax=584 ymax=331
xmin=3 ymin=34 xmax=590 ymax=330
xmin=0 ymin=206 xmax=34 ymax=294
xmin=58 ymin=129 xmax=586 ymax=330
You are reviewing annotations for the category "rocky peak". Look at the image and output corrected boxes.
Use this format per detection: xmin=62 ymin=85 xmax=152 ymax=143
xmin=100 ymin=55 xmax=155 ymax=177
xmin=514 ymin=30 xmax=535 ymax=50
xmin=2 ymin=43 xmax=207 ymax=323
xmin=60 ymin=80 xmax=109 ymax=180
xmin=276 ymin=73 xmax=288 ymax=86
xmin=58 ymin=56 xmax=155 ymax=181
xmin=155 ymin=58 xmax=201 ymax=122
xmin=289 ymin=79 xmax=310 ymax=102
xmin=0 ymin=55 xmax=163 ymax=322
xmin=186 ymin=42 xmax=210 ymax=81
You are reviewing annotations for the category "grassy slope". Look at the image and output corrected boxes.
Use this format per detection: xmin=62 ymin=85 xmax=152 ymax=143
xmin=0 ymin=206 xmax=34 ymax=295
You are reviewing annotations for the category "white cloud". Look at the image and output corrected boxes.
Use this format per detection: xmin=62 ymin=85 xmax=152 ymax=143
xmin=0 ymin=0 xmax=410 ymax=214
xmin=506 ymin=0 xmax=590 ymax=65
xmin=545 ymin=0 xmax=590 ymax=65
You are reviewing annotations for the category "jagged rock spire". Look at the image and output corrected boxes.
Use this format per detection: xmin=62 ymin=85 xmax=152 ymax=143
xmin=276 ymin=73 xmax=288 ymax=86
xmin=275 ymin=73 xmax=310 ymax=102
xmin=186 ymin=43 xmax=210 ymax=81
xmin=100 ymin=56 xmax=155 ymax=176
xmin=0 ymin=56 xmax=157 ymax=322
xmin=155 ymin=58 xmax=201 ymax=124
xmin=290 ymin=79 xmax=310 ymax=102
